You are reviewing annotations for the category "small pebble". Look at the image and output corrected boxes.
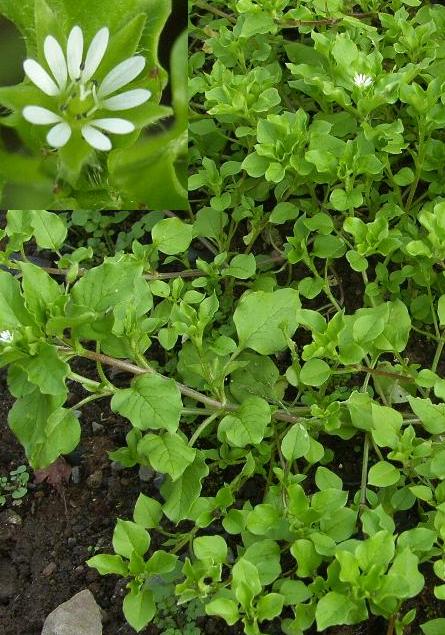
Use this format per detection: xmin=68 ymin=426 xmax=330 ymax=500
xmin=74 ymin=565 xmax=85 ymax=575
xmin=42 ymin=561 xmax=57 ymax=577
xmin=71 ymin=466 xmax=81 ymax=484
xmin=138 ymin=465 xmax=155 ymax=482
xmin=110 ymin=461 xmax=124 ymax=473
xmin=153 ymin=473 xmax=166 ymax=489
xmin=86 ymin=470 xmax=103 ymax=489
xmin=91 ymin=421 xmax=105 ymax=433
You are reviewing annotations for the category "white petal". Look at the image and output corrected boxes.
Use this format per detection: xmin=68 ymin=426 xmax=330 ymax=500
xmin=23 ymin=59 xmax=60 ymax=96
xmin=90 ymin=118 xmax=135 ymax=134
xmin=67 ymin=25 xmax=84 ymax=80
xmin=102 ymin=88 xmax=151 ymax=110
xmin=98 ymin=56 xmax=145 ymax=98
xmin=23 ymin=106 xmax=61 ymax=125
xmin=44 ymin=35 xmax=67 ymax=90
xmin=47 ymin=122 xmax=72 ymax=148
xmin=82 ymin=27 xmax=109 ymax=82
xmin=81 ymin=124 xmax=112 ymax=151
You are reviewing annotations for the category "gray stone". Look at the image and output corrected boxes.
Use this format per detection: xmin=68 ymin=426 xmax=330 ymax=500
xmin=41 ymin=589 xmax=102 ymax=635
xmin=91 ymin=421 xmax=104 ymax=434
xmin=71 ymin=466 xmax=81 ymax=484
xmin=138 ymin=465 xmax=155 ymax=482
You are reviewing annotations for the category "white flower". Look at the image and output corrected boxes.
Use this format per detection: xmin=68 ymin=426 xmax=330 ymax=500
xmin=22 ymin=26 xmax=152 ymax=151
xmin=0 ymin=330 xmax=13 ymax=343
xmin=353 ymin=73 xmax=373 ymax=89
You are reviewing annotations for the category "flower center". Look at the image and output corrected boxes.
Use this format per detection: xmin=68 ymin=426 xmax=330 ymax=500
xmin=61 ymin=80 xmax=99 ymax=120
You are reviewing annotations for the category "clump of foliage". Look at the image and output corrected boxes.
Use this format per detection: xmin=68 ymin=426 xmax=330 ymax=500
xmin=0 ymin=0 xmax=187 ymax=210
xmin=0 ymin=464 xmax=30 ymax=506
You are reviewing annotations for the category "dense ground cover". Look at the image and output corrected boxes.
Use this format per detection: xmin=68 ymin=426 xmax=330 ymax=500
xmin=3 ymin=1 xmax=445 ymax=632
xmin=188 ymin=0 xmax=445 ymax=633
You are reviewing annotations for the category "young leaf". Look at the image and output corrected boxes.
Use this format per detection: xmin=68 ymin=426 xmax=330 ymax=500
xmin=234 ymin=289 xmax=301 ymax=355
xmin=138 ymin=432 xmax=196 ymax=481
xmin=123 ymin=586 xmax=156 ymax=633
xmin=299 ymin=358 xmax=331 ymax=386
xmin=112 ymin=519 xmax=150 ymax=559
xmin=111 ymin=374 xmax=182 ymax=432
xmin=368 ymin=461 xmax=400 ymax=487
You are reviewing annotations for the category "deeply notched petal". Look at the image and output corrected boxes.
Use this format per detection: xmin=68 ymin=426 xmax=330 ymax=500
xmin=82 ymin=27 xmax=109 ymax=82
xmin=81 ymin=124 xmax=112 ymax=151
xmin=23 ymin=106 xmax=61 ymax=125
xmin=98 ymin=56 xmax=146 ymax=98
xmin=67 ymin=26 xmax=84 ymax=80
xmin=90 ymin=118 xmax=135 ymax=134
xmin=44 ymin=35 xmax=68 ymax=90
xmin=23 ymin=59 xmax=60 ymax=96
xmin=47 ymin=122 xmax=72 ymax=148
xmin=102 ymin=88 xmax=152 ymax=111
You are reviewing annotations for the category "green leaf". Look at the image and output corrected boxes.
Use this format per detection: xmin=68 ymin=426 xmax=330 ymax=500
xmin=161 ymin=454 xmax=209 ymax=523
xmin=281 ymin=422 xmax=310 ymax=461
xmin=112 ymin=519 xmax=150 ymax=559
xmin=71 ymin=261 xmax=142 ymax=313
xmin=138 ymin=432 xmax=196 ymax=481
xmin=152 ymin=217 xmax=193 ymax=255
xmin=20 ymin=261 xmax=62 ymax=325
xmin=243 ymin=539 xmax=281 ymax=586
xmin=421 ymin=619 xmax=445 ymax=635
xmin=246 ymin=504 xmax=281 ymax=536
xmin=0 ymin=270 xmax=34 ymax=328
xmin=133 ymin=493 xmax=162 ymax=529
xmin=234 ymin=289 xmax=301 ymax=355
xmin=269 ymin=203 xmax=298 ymax=224
xmin=316 ymin=591 xmax=367 ymax=630
xmin=123 ymin=586 xmax=155 ymax=633
xmin=218 ymin=396 xmax=271 ymax=447
xmin=291 ymin=539 xmax=322 ymax=578
xmin=111 ymin=374 xmax=182 ymax=432
xmin=87 ymin=554 xmax=129 ymax=576
xmin=299 ymin=358 xmax=331 ymax=386
xmin=206 ymin=598 xmax=239 ymax=626
xmin=18 ymin=342 xmax=69 ymax=395
xmin=352 ymin=315 xmax=385 ymax=345
xmin=145 ymin=550 xmax=177 ymax=575
xmin=30 ymin=211 xmax=67 ymax=250
xmin=368 ymin=461 xmax=400 ymax=487
xmin=232 ymin=558 xmax=262 ymax=608
xmin=408 ymin=396 xmax=445 ymax=434
xmin=194 ymin=535 xmax=227 ymax=563
xmin=315 ymin=467 xmax=343 ymax=490
xmin=224 ymin=254 xmax=256 ymax=279
xmin=8 ymin=389 xmax=78 ymax=469
xmin=256 ymin=593 xmax=284 ymax=622
xmin=330 ymin=188 xmax=363 ymax=211
xmin=240 ymin=12 xmax=276 ymax=38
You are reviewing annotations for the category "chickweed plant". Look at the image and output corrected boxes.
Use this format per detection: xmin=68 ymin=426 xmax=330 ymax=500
xmin=2 ymin=1 xmax=445 ymax=634
xmin=0 ymin=0 xmax=187 ymax=210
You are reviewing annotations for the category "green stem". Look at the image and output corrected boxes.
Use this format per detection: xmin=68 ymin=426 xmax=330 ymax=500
xmin=70 ymin=391 xmax=113 ymax=411
xmin=359 ymin=434 xmax=370 ymax=514
xmin=189 ymin=411 xmax=222 ymax=447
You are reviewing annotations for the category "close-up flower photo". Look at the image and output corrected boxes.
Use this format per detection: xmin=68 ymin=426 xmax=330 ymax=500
xmin=0 ymin=0 xmax=187 ymax=210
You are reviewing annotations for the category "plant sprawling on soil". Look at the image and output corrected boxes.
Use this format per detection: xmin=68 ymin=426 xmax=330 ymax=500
xmin=3 ymin=1 xmax=445 ymax=632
